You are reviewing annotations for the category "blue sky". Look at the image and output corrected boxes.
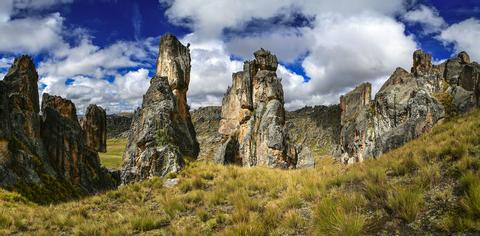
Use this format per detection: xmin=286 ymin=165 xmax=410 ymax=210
xmin=0 ymin=0 xmax=479 ymax=113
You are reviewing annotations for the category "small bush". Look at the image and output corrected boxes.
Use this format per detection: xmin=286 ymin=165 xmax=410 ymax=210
xmin=387 ymin=187 xmax=423 ymax=222
xmin=460 ymin=173 xmax=480 ymax=218
xmin=313 ymin=197 xmax=366 ymax=236
xmin=131 ymin=213 xmax=169 ymax=232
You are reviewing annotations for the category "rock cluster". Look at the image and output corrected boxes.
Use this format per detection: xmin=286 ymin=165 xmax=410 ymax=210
xmin=42 ymin=94 xmax=116 ymax=192
xmin=81 ymin=104 xmax=107 ymax=152
xmin=121 ymin=34 xmax=199 ymax=184
xmin=0 ymin=56 xmax=117 ymax=199
xmin=337 ymin=50 xmax=480 ymax=163
xmin=215 ymin=49 xmax=312 ymax=168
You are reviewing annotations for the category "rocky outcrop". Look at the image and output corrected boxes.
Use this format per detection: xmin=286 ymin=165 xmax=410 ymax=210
xmin=215 ymin=49 xmax=311 ymax=168
xmin=106 ymin=113 xmax=133 ymax=138
xmin=121 ymin=34 xmax=199 ymax=184
xmin=286 ymin=105 xmax=341 ymax=156
xmin=0 ymin=56 xmax=52 ymax=188
xmin=337 ymin=83 xmax=375 ymax=163
xmin=81 ymin=104 xmax=107 ymax=152
xmin=191 ymin=106 xmax=222 ymax=160
xmin=0 ymin=56 xmax=117 ymax=202
xmin=155 ymin=33 xmax=199 ymax=158
xmin=337 ymin=50 xmax=479 ymax=163
xmin=41 ymin=94 xmax=117 ymax=192
xmin=412 ymin=49 xmax=433 ymax=76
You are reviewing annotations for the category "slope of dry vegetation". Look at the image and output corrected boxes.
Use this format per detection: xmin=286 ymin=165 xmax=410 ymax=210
xmin=0 ymin=110 xmax=480 ymax=235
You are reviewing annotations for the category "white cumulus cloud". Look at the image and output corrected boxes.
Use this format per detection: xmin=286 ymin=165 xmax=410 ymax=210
xmin=403 ymin=4 xmax=447 ymax=34
xmin=438 ymin=18 xmax=480 ymax=61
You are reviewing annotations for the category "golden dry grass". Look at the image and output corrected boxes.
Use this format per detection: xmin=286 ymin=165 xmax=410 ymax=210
xmin=0 ymin=110 xmax=479 ymax=235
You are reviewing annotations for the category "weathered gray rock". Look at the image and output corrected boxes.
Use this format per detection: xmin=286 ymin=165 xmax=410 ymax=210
xmin=295 ymin=145 xmax=314 ymax=169
xmin=121 ymin=76 xmax=185 ymax=183
xmin=216 ymin=49 xmax=310 ymax=168
xmin=338 ymin=83 xmax=374 ymax=163
xmin=121 ymin=34 xmax=199 ymax=184
xmin=412 ymin=49 xmax=433 ymax=76
xmin=337 ymin=50 xmax=445 ymax=163
xmin=81 ymin=104 xmax=107 ymax=152
xmin=155 ymin=33 xmax=199 ymax=158
xmin=337 ymin=50 xmax=480 ymax=163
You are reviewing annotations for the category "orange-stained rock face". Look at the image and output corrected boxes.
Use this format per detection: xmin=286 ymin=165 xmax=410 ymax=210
xmin=41 ymin=93 xmax=77 ymax=120
xmin=41 ymin=93 xmax=118 ymax=192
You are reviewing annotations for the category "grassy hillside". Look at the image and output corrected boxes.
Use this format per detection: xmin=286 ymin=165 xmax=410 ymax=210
xmin=1 ymin=110 xmax=480 ymax=235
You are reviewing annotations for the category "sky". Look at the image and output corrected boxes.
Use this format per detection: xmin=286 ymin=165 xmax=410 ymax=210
xmin=0 ymin=0 xmax=479 ymax=114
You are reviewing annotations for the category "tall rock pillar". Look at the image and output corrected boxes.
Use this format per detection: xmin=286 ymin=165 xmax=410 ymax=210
xmin=121 ymin=34 xmax=199 ymax=184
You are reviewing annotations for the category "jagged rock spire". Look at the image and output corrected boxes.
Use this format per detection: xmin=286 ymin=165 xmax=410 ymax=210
xmin=81 ymin=104 xmax=107 ymax=153
xmin=215 ymin=49 xmax=312 ymax=168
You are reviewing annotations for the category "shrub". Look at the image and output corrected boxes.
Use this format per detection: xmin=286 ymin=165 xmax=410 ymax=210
xmin=313 ymin=197 xmax=366 ymax=236
xmin=131 ymin=213 xmax=169 ymax=232
xmin=386 ymin=187 xmax=423 ymax=222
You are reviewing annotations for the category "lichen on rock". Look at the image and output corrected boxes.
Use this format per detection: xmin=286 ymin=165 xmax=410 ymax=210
xmin=215 ymin=48 xmax=311 ymax=168
xmin=121 ymin=34 xmax=199 ymax=184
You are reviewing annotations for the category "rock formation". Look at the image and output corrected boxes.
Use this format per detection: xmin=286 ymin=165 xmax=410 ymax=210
xmin=81 ymin=104 xmax=107 ymax=152
xmin=155 ymin=34 xmax=199 ymax=158
xmin=41 ymin=94 xmax=117 ymax=192
xmin=121 ymin=34 xmax=199 ymax=184
xmin=337 ymin=83 xmax=375 ymax=163
xmin=337 ymin=50 xmax=480 ymax=163
xmin=106 ymin=113 xmax=133 ymax=138
xmin=286 ymin=105 xmax=341 ymax=156
xmin=0 ymin=56 xmax=117 ymax=202
xmin=0 ymin=56 xmax=53 ymax=188
xmin=215 ymin=49 xmax=312 ymax=168
xmin=191 ymin=106 xmax=223 ymax=160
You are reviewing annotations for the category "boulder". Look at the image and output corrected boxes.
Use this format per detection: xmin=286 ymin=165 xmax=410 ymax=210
xmin=295 ymin=145 xmax=314 ymax=169
xmin=121 ymin=34 xmax=199 ymax=184
xmin=81 ymin=104 xmax=107 ymax=152
xmin=216 ymin=49 xmax=311 ymax=168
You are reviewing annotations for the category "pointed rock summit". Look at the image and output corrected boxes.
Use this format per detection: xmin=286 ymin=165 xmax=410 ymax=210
xmin=81 ymin=104 xmax=107 ymax=153
xmin=215 ymin=49 xmax=312 ymax=168
xmin=121 ymin=34 xmax=199 ymax=184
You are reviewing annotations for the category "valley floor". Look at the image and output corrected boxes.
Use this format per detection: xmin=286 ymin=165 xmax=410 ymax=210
xmin=1 ymin=110 xmax=480 ymax=235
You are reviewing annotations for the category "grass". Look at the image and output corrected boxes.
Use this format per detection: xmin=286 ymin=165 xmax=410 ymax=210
xmin=0 ymin=110 xmax=479 ymax=234
xmin=98 ymin=138 xmax=127 ymax=169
